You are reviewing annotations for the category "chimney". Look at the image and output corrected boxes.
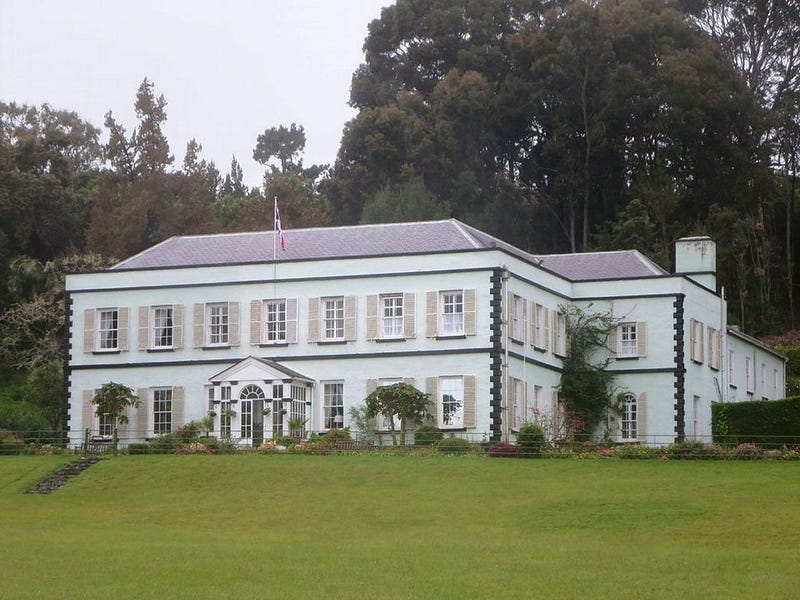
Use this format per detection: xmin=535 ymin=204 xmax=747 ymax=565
xmin=674 ymin=236 xmax=716 ymax=291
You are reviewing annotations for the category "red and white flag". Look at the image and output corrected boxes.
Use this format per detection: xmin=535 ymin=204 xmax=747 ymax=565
xmin=274 ymin=198 xmax=286 ymax=251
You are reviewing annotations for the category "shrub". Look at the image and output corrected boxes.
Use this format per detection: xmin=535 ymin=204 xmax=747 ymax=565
xmin=0 ymin=429 xmax=25 ymax=455
xmin=488 ymin=442 xmax=521 ymax=458
xmin=272 ymin=436 xmax=295 ymax=447
xmin=414 ymin=425 xmax=443 ymax=446
xmin=127 ymin=443 xmax=150 ymax=455
xmin=663 ymin=441 xmax=711 ymax=460
xmin=517 ymin=423 xmax=546 ymax=457
xmin=615 ymin=444 xmax=660 ymax=459
xmin=323 ymin=428 xmax=352 ymax=442
xmin=712 ymin=397 xmax=800 ymax=447
xmin=734 ymin=443 xmax=761 ymax=460
xmin=173 ymin=442 xmax=215 ymax=455
xmin=435 ymin=436 xmax=472 ymax=455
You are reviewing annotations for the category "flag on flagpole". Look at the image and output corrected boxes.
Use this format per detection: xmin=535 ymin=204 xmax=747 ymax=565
xmin=274 ymin=197 xmax=286 ymax=251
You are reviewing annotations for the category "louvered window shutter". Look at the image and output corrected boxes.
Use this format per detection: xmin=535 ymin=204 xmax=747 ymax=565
xmin=366 ymin=295 xmax=378 ymax=340
xmin=463 ymin=375 xmax=476 ymax=428
xmin=637 ymin=393 xmax=647 ymax=443
xmin=308 ymin=298 xmax=320 ymax=342
xmin=366 ymin=379 xmax=378 ymax=396
xmin=286 ymin=298 xmax=298 ymax=343
xmin=522 ymin=298 xmax=528 ymax=344
xmin=82 ymin=390 xmax=96 ymax=434
xmin=402 ymin=377 xmax=415 ymax=387
xmin=137 ymin=388 xmax=149 ymax=438
xmin=404 ymin=292 xmax=416 ymax=338
xmin=426 ymin=377 xmax=439 ymax=426
xmin=608 ymin=326 xmax=618 ymax=356
xmin=193 ymin=304 xmax=205 ymax=348
xmin=529 ymin=301 xmax=537 ymax=347
xmin=464 ymin=289 xmax=476 ymax=336
xmin=172 ymin=387 xmax=185 ymax=431
xmin=344 ymin=296 xmax=357 ymax=341
xmin=689 ymin=319 xmax=696 ymax=361
xmin=637 ymin=322 xmax=647 ymax=357
xmin=138 ymin=306 xmax=149 ymax=350
xmin=425 ymin=291 xmax=438 ymax=337
xmin=84 ymin=309 xmax=96 ymax=353
xmin=250 ymin=300 xmax=262 ymax=345
xmin=173 ymin=304 xmax=184 ymax=349
xmin=544 ymin=308 xmax=551 ymax=350
xmin=118 ymin=307 xmax=129 ymax=351
xmin=228 ymin=302 xmax=240 ymax=346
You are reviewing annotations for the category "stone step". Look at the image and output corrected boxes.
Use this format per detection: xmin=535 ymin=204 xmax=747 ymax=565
xmin=25 ymin=457 xmax=103 ymax=494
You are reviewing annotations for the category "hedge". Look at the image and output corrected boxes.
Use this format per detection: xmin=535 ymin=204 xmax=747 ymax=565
xmin=712 ymin=396 xmax=800 ymax=447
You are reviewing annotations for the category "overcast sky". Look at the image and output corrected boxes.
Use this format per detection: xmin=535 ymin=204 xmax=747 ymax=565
xmin=0 ymin=0 xmax=389 ymax=188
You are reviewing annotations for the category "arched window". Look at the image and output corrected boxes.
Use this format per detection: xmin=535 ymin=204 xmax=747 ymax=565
xmin=239 ymin=385 xmax=264 ymax=438
xmin=622 ymin=393 xmax=637 ymax=441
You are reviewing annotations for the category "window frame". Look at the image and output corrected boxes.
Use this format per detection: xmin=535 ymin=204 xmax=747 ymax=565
xmin=151 ymin=306 xmax=174 ymax=349
xmin=264 ymin=299 xmax=287 ymax=343
xmin=153 ymin=387 xmax=173 ymax=435
xmin=439 ymin=376 xmax=464 ymax=429
xmin=618 ymin=323 xmax=638 ymax=357
xmin=97 ymin=308 xmax=119 ymax=351
xmin=621 ymin=393 xmax=637 ymax=441
xmin=380 ymin=294 xmax=404 ymax=339
xmin=322 ymin=297 xmax=345 ymax=341
xmin=440 ymin=291 xmax=464 ymax=336
xmin=323 ymin=382 xmax=345 ymax=430
xmin=207 ymin=302 xmax=230 ymax=346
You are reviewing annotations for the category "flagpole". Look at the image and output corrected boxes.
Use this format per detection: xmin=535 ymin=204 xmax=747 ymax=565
xmin=273 ymin=196 xmax=278 ymax=300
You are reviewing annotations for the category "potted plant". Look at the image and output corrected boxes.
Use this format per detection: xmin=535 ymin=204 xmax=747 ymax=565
xmin=287 ymin=417 xmax=307 ymax=443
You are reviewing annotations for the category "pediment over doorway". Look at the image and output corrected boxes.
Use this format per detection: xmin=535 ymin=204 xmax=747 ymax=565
xmin=208 ymin=356 xmax=314 ymax=385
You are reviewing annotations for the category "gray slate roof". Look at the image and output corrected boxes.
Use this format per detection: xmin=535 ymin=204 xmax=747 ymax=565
xmin=111 ymin=219 xmax=667 ymax=281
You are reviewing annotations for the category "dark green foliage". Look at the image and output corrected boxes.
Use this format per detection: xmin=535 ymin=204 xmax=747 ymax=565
xmin=365 ymin=382 xmax=431 ymax=446
xmin=712 ymin=397 xmax=800 ymax=447
xmin=516 ymin=423 xmax=546 ymax=457
xmin=323 ymin=428 xmax=352 ymax=442
xmin=413 ymin=425 xmax=443 ymax=446
xmin=0 ymin=429 xmax=25 ymax=455
xmin=663 ymin=441 xmax=717 ymax=460
xmin=434 ymin=436 xmax=472 ymax=455
xmin=559 ymin=304 xmax=619 ymax=437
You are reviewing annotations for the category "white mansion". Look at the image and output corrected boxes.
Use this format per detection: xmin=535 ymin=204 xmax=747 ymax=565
xmin=65 ymin=220 xmax=785 ymax=446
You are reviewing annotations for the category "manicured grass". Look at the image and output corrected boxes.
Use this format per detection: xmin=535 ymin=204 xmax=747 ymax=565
xmin=1 ymin=454 xmax=798 ymax=599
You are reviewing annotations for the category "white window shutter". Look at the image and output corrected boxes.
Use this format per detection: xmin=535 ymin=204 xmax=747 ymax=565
xmin=345 ymin=296 xmax=357 ymax=341
xmin=84 ymin=309 xmax=95 ymax=353
xmin=193 ymin=304 xmax=205 ymax=348
xmin=250 ymin=300 xmax=262 ymax=345
xmin=529 ymin=301 xmax=536 ymax=347
xmin=228 ymin=301 xmax=240 ymax=346
xmin=366 ymin=295 xmax=378 ymax=340
xmin=464 ymin=289 xmax=476 ymax=336
xmin=137 ymin=388 xmax=149 ymax=438
xmin=366 ymin=379 xmax=378 ymax=396
xmin=426 ymin=377 xmax=439 ymax=426
xmin=463 ymin=375 xmax=476 ymax=428
xmin=118 ymin=307 xmax=129 ymax=351
xmin=173 ymin=304 xmax=184 ymax=349
xmin=402 ymin=377 xmax=415 ymax=387
xmin=608 ymin=325 xmax=618 ymax=356
xmin=138 ymin=306 xmax=149 ymax=350
xmin=404 ymin=292 xmax=416 ymax=339
xmin=698 ymin=322 xmax=704 ymax=363
xmin=522 ymin=297 xmax=528 ymax=344
xmin=172 ymin=387 xmax=185 ymax=430
xmin=544 ymin=307 xmax=551 ymax=350
xmin=637 ymin=392 xmax=647 ymax=443
xmin=637 ymin=322 xmax=647 ymax=357
xmin=425 ymin=291 xmax=438 ymax=338
xmin=308 ymin=298 xmax=319 ymax=342
xmin=82 ymin=389 xmax=96 ymax=434
xmin=286 ymin=298 xmax=298 ymax=343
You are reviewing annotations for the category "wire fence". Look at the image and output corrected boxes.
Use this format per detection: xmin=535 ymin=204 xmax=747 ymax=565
xmin=2 ymin=429 xmax=800 ymax=459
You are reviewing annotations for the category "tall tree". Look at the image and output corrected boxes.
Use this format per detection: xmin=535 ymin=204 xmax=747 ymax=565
xmin=104 ymin=78 xmax=173 ymax=180
xmin=253 ymin=123 xmax=307 ymax=174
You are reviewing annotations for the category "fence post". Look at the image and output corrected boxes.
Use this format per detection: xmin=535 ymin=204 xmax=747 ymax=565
xmin=83 ymin=428 xmax=90 ymax=455
xmin=112 ymin=427 xmax=119 ymax=455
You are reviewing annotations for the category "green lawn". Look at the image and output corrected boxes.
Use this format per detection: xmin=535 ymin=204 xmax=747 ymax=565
xmin=1 ymin=454 xmax=798 ymax=599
